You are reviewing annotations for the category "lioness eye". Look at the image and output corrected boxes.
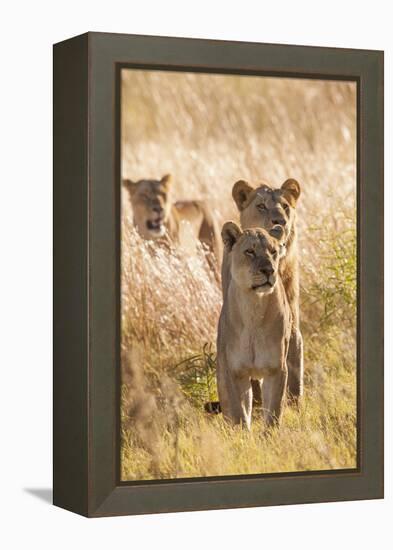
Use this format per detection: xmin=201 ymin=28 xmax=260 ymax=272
xmin=272 ymin=251 xmax=278 ymax=259
xmin=257 ymin=203 xmax=267 ymax=211
xmin=245 ymin=249 xmax=255 ymax=256
xmin=283 ymin=203 xmax=290 ymax=212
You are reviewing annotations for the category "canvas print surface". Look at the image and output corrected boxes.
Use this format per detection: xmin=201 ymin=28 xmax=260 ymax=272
xmin=120 ymin=69 xmax=357 ymax=481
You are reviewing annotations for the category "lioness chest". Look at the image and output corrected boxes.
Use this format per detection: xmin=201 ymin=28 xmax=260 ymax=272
xmin=224 ymin=313 xmax=284 ymax=379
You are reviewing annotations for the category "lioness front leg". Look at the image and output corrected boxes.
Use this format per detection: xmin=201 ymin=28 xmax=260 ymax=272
xmin=287 ymin=328 xmax=304 ymax=403
xmin=262 ymin=368 xmax=288 ymax=427
xmin=218 ymin=369 xmax=252 ymax=429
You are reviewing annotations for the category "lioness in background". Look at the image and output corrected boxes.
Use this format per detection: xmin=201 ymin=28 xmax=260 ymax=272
xmin=224 ymin=178 xmax=303 ymax=402
xmin=217 ymin=222 xmax=290 ymax=428
xmin=123 ymin=174 xmax=222 ymax=268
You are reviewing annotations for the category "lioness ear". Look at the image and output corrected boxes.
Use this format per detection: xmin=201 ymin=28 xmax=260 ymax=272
xmin=232 ymin=180 xmax=254 ymax=211
xmin=281 ymin=178 xmax=301 ymax=206
xmin=222 ymin=221 xmax=242 ymax=251
xmin=160 ymin=174 xmax=172 ymax=191
xmin=269 ymin=224 xmax=285 ymax=241
xmin=122 ymin=179 xmax=137 ymax=196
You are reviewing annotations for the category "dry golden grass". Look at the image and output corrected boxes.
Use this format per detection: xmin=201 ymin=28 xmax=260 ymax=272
xmin=120 ymin=70 xmax=357 ymax=480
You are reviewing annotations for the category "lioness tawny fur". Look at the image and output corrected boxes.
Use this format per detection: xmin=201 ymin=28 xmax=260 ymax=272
xmin=224 ymin=178 xmax=303 ymax=402
xmin=217 ymin=222 xmax=291 ymax=429
xmin=122 ymin=174 xmax=222 ymax=268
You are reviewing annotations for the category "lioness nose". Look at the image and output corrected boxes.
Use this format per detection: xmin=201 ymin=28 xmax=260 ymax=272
xmin=272 ymin=217 xmax=286 ymax=226
xmin=260 ymin=265 xmax=274 ymax=277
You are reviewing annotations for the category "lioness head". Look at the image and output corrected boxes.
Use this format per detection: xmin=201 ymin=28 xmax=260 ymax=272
xmin=232 ymin=179 xmax=301 ymax=244
xmin=122 ymin=174 xmax=172 ymax=239
xmin=222 ymin=222 xmax=285 ymax=295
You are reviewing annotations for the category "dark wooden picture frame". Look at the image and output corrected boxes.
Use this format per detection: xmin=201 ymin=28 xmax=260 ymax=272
xmin=53 ymin=32 xmax=383 ymax=517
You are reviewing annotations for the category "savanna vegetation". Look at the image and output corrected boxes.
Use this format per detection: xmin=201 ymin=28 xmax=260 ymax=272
xmin=120 ymin=70 xmax=357 ymax=480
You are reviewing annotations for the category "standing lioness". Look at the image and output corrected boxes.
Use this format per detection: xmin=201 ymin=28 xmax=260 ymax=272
xmin=224 ymin=178 xmax=303 ymax=402
xmin=217 ymin=222 xmax=291 ymax=429
xmin=122 ymin=174 xmax=222 ymax=267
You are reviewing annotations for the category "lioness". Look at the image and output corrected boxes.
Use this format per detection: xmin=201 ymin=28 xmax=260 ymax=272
xmin=223 ymin=178 xmax=303 ymax=402
xmin=122 ymin=174 xmax=222 ymax=266
xmin=217 ymin=222 xmax=290 ymax=428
